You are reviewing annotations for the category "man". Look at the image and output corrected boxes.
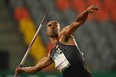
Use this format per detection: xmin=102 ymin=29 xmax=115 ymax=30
xmin=16 ymin=4 xmax=98 ymax=77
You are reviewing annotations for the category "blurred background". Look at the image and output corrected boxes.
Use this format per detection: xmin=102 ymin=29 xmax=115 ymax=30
xmin=0 ymin=0 xmax=116 ymax=77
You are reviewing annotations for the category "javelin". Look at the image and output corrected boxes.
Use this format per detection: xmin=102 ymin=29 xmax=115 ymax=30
xmin=14 ymin=10 xmax=49 ymax=77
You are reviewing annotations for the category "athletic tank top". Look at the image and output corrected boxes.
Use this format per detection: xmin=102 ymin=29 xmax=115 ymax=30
xmin=49 ymin=42 xmax=87 ymax=72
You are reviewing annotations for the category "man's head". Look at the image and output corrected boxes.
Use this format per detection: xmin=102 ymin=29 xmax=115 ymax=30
xmin=46 ymin=21 xmax=61 ymax=38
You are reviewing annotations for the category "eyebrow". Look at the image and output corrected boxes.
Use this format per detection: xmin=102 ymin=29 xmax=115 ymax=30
xmin=47 ymin=24 xmax=52 ymax=26
xmin=47 ymin=22 xmax=57 ymax=26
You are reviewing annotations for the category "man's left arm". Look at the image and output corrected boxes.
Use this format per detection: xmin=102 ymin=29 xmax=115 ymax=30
xmin=63 ymin=4 xmax=98 ymax=36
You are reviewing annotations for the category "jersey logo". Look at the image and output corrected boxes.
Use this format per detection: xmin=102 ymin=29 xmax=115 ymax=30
xmin=52 ymin=48 xmax=70 ymax=71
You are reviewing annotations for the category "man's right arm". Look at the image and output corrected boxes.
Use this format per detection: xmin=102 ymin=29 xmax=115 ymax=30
xmin=15 ymin=56 xmax=53 ymax=74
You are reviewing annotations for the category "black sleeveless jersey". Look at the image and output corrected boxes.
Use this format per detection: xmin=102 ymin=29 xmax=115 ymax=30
xmin=49 ymin=42 xmax=92 ymax=77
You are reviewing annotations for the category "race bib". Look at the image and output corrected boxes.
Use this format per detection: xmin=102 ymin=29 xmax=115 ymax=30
xmin=53 ymin=48 xmax=70 ymax=71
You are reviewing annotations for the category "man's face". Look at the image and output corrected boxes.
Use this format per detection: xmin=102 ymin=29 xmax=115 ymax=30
xmin=46 ymin=21 xmax=60 ymax=38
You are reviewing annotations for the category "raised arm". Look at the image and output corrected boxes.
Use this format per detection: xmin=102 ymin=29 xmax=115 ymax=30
xmin=61 ymin=4 xmax=98 ymax=37
xmin=15 ymin=57 xmax=53 ymax=74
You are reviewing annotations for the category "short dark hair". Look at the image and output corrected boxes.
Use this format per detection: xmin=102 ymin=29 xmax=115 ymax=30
xmin=47 ymin=21 xmax=61 ymax=30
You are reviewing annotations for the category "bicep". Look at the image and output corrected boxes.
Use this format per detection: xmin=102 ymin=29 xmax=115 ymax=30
xmin=34 ymin=57 xmax=53 ymax=71
xmin=60 ymin=22 xmax=80 ymax=37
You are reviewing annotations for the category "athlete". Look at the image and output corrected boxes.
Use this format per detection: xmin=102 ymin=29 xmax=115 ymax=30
xmin=15 ymin=4 xmax=98 ymax=77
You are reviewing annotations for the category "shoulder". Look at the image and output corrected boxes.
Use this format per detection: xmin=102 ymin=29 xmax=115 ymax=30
xmin=58 ymin=26 xmax=70 ymax=37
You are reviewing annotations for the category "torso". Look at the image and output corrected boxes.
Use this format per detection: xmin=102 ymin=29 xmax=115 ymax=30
xmin=49 ymin=41 xmax=91 ymax=77
xmin=49 ymin=31 xmax=92 ymax=77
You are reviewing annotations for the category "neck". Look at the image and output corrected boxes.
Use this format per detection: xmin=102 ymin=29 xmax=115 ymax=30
xmin=50 ymin=37 xmax=59 ymax=46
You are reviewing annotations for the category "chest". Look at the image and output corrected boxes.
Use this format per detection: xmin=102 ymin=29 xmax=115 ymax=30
xmin=50 ymin=47 xmax=70 ymax=71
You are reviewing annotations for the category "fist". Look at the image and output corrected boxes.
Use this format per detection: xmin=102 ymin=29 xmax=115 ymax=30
xmin=15 ymin=67 xmax=23 ymax=75
xmin=87 ymin=4 xmax=99 ymax=13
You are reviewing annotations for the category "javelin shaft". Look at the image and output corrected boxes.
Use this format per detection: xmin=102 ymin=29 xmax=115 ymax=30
xmin=20 ymin=23 xmax=42 ymax=65
xmin=14 ymin=10 xmax=49 ymax=77
xmin=20 ymin=10 xmax=49 ymax=66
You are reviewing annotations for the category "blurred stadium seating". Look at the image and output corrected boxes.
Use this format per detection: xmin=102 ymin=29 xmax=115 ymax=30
xmin=8 ymin=0 xmax=116 ymax=72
